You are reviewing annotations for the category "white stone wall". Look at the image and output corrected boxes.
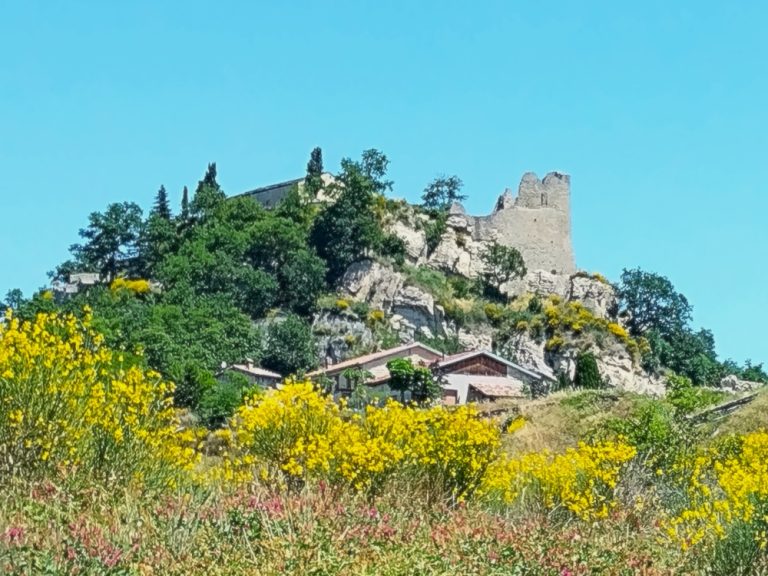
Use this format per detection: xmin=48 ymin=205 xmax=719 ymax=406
xmin=467 ymin=172 xmax=575 ymax=275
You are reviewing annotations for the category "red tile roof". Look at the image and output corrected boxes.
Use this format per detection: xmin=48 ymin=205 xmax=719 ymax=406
xmin=307 ymin=342 xmax=442 ymax=377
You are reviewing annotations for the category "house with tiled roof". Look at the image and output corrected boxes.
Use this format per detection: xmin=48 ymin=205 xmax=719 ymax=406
xmin=219 ymin=360 xmax=282 ymax=387
xmin=434 ymin=350 xmax=554 ymax=404
xmin=307 ymin=342 xmax=443 ymax=399
xmin=308 ymin=343 xmax=552 ymax=404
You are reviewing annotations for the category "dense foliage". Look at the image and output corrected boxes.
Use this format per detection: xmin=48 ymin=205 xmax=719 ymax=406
xmin=7 ymin=149 xmax=407 ymax=414
xmin=617 ymin=268 xmax=767 ymax=386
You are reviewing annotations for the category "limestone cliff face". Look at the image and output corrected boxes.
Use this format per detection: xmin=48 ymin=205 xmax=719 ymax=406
xmin=312 ymin=170 xmax=667 ymax=396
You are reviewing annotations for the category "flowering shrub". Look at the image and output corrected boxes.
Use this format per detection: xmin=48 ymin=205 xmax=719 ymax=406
xmin=667 ymin=431 xmax=768 ymax=551
xmin=109 ymin=277 xmax=151 ymax=294
xmin=0 ymin=310 xmax=197 ymax=487
xmin=335 ymin=298 xmax=350 ymax=311
xmin=215 ymin=383 xmax=500 ymax=499
xmin=480 ymin=439 xmax=637 ymax=521
xmin=367 ymin=308 xmax=386 ymax=325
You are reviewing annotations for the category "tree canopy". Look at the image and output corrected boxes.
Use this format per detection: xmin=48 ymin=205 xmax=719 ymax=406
xmin=618 ymin=268 xmax=693 ymax=338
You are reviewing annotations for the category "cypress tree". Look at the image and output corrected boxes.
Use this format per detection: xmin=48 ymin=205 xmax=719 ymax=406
xmin=305 ymin=147 xmax=324 ymax=197
xmin=152 ymin=185 xmax=172 ymax=220
xmin=180 ymin=186 xmax=190 ymax=220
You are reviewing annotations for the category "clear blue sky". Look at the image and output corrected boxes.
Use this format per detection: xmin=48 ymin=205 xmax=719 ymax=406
xmin=1 ymin=1 xmax=766 ymax=364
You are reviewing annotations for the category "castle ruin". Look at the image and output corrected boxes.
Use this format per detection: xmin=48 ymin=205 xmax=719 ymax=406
xmin=467 ymin=171 xmax=575 ymax=275
xmin=240 ymin=170 xmax=576 ymax=277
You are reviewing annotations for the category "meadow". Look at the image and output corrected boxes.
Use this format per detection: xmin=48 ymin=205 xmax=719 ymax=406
xmin=1 ymin=310 xmax=768 ymax=575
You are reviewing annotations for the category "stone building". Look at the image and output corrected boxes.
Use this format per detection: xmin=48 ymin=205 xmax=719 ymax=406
xmin=237 ymin=173 xmax=336 ymax=208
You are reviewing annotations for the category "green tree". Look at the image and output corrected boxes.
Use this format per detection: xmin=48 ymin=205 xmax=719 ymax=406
xmin=304 ymin=146 xmax=324 ymax=197
xmin=276 ymin=184 xmax=315 ymax=230
xmin=421 ymin=175 xmax=466 ymax=211
xmin=152 ymin=185 xmax=172 ymax=220
xmin=138 ymin=212 xmax=178 ymax=278
xmin=180 ymin=186 xmax=190 ymax=221
xmin=276 ymin=249 xmax=327 ymax=316
xmin=386 ymin=358 xmax=440 ymax=403
xmin=647 ymin=328 xmax=723 ymax=387
xmin=480 ymin=242 xmax=527 ymax=300
xmin=618 ymin=268 xmax=693 ymax=338
xmin=70 ymin=202 xmax=144 ymax=280
xmin=742 ymin=361 xmax=768 ymax=384
xmin=573 ymin=351 xmax=602 ymax=389
xmin=261 ymin=315 xmax=318 ymax=376
xmin=190 ymin=163 xmax=225 ymax=221
xmin=199 ymin=372 xmax=254 ymax=429
xmin=2 ymin=289 xmax=24 ymax=311
xmin=310 ymin=151 xmax=387 ymax=284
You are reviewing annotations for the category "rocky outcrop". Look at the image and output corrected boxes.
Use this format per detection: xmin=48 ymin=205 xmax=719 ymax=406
xmin=313 ymin=310 xmax=374 ymax=366
xmin=390 ymin=220 xmax=427 ymax=261
xmin=505 ymin=270 xmax=571 ymax=300
xmin=718 ymin=374 xmax=764 ymax=393
xmin=569 ymin=275 xmax=617 ymax=319
xmin=391 ymin=285 xmax=448 ymax=340
xmin=497 ymin=332 xmax=555 ymax=380
xmin=339 ymin=260 xmax=450 ymax=343
xmin=340 ymin=260 xmax=405 ymax=311
xmin=425 ymin=219 xmax=491 ymax=278
xmin=457 ymin=328 xmax=493 ymax=352
xmin=497 ymin=332 xmax=664 ymax=396
xmin=594 ymin=347 xmax=664 ymax=396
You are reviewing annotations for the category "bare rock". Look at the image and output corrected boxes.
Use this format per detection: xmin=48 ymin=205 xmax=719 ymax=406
xmin=391 ymin=285 xmax=447 ymax=341
xmin=505 ymin=269 xmax=571 ymax=299
xmin=594 ymin=346 xmax=664 ymax=396
xmin=458 ymin=328 xmax=493 ymax=351
xmin=568 ymin=275 xmax=617 ymax=319
xmin=340 ymin=260 xmax=404 ymax=311
xmin=719 ymin=374 xmax=763 ymax=392
xmin=497 ymin=332 xmax=556 ymax=380
xmin=390 ymin=220 xmax=427 ymax=261
xmin=312 ymin=310 xmax=374 ymax=366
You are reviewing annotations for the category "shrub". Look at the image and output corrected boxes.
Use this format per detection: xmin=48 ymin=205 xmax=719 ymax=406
xmin=666 ymin=373 xmax=725 ymax=416
xmin=423 ymin=213 xmax=447 ymax=255
xmin=527 ymin=295 xmax=543 ymax=314
xmin=448 ymin=275 xmax=478 ymax=299
xmin=480 ymin=439 xmax=636 ymax=521
xmin=335 ymin=298 xmax=350 ymax=311
xmin=199 ymin=372 xmax=254 ymax=429
xmin=217 ymin=382 xmax=500 ymax=499
xmin=110 ymin=277 xmax=151 ymax=294
xmin=545 ymin=335 xmax=565 ymax=351
xmin=367 ymin=308 xmax=386 ymax=325
xmin=379 ymin=233 xmax=407 ymax=265
xmin=261 ymin=315 xmax=317 ymax=376
xmin=607 ymin=322 xmax=629 ymax=340
xmin=483 ymin=303 xmax=505 ymax=325
xmin=573 ymin=352 xmax=602 ymax=389
xmin=418 ymin=334 xmax=463 ymax=355
xmin=350 ymin=299 xmax=370 ymax=318
xmin=0 ymin=310 xmax=197 ymax=487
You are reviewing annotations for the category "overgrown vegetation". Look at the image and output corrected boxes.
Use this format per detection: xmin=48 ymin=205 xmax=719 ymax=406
xmin=3 ymin=316 xmax=768 ymax=574
xmin=4 ymin=148 xmax=411 ymax=422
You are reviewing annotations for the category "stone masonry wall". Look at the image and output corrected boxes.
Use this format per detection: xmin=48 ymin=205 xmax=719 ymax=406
xmin=468 ymin=171 xmax=575 ymax=275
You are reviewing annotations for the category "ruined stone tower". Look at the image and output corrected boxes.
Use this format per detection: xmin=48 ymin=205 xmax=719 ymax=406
xmin=470 ymin=171 xmax=575 ymax=275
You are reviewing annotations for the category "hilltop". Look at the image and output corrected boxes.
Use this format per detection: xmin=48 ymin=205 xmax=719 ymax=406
xmin=3 ymin=148 xmax=765 ymax=424
xmin=5 ymin=148 xmax=768 ymax=575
